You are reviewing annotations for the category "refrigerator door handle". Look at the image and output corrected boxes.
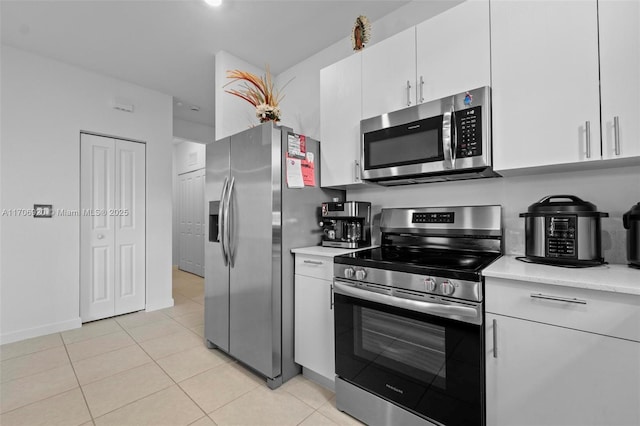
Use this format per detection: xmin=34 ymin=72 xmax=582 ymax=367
xmin=225 ymin=176 xmax=236 ymax=268
xmin=219 ymin=177 xmax=229 ymax=266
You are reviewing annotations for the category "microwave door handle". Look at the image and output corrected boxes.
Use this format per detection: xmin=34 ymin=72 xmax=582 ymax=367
xmin=442 ymin=110 xmax=453 ymax=169
xmin=451 ymin=108 xmax=457 ymax=169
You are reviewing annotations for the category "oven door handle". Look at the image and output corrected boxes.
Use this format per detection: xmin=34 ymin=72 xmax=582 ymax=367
xmin=333 ymin=281 xmax=482 ymax=325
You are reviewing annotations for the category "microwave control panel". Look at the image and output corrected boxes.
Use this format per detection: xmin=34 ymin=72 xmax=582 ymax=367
xmin=455 ymin=106 xmax=482 ymax=157
xmin=545 ymin=216 xmax=577 ymax=258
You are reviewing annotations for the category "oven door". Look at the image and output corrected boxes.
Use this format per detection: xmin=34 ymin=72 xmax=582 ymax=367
xmin=334 ymin=285 xmax=484 ymax=426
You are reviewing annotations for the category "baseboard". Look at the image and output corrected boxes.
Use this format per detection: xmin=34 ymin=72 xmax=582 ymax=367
xmin=302 ymin=366 xmax=335 ymax=392
xmin=145 ymin=298 xmax=174 ymax=312
xmin=0 ymin=317 xmax=82 ymax=345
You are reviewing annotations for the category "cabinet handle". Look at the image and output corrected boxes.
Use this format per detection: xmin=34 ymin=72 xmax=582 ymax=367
xmin=330 ymin=283 xmax=334 ymax=310
xmin=614 ymin=116 xmax=621 ymax=156
xmin=492 ymin=319 xmax=498 ymax=358
xmin=585 ymin=121 xmax=591 ymax=159
xmin=406 ymin=80 xmax=412 ymax=106
xmin=303 ymin=260 xmax=323 ymax=265
xmin=419 ymin=76 xmax=424 ymax=103
xmin=354 ymin=160 xmax=361 ymax=181
xmin=530 ymin=293 xmax=587 ymax=305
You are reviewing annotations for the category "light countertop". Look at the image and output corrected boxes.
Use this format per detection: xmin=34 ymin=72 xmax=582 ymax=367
xmin=291 ymin=245 xmax=377 ymax=257
xmin=483 ymin=255 xmax=640 ymax=296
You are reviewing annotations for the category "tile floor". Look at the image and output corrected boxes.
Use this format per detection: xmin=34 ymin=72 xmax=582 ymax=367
xmin=0 ymin=268 xmax=363 ymax=426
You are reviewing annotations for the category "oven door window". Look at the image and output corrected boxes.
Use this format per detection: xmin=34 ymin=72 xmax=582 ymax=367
xmin=335 ymin=293 xmax=483 ymax=426
xmin=363 ymin=115 xmax=443 ymax=170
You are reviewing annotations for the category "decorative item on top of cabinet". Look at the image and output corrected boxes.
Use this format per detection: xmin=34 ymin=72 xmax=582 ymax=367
xmin=224 ymin=65 xmax=293 ymax=124
xmin=491 ymin=0 xmax=640 ymax=174
xmin=351 ymin=15 xmax=371 ymax=51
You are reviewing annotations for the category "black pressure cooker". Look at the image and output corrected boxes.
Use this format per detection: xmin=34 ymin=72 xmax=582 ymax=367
xmin=520 ymin=195 xmax=609 ymax=267
xmin=623 ymin=202 xmax=640 ymax=268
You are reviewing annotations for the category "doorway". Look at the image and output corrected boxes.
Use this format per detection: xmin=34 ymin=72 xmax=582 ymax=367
xmin=178 ymin=168 xmax=205 ymax=277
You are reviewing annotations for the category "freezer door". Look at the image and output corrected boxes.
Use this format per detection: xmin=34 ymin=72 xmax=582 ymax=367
xmin=228 ymin=124 xmax=281 ymax=379
xmin=204 ymin=138 xmax=231 ymax=353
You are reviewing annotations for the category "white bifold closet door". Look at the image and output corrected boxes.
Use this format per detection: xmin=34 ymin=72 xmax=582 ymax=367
xmin=178 ymin=168 xmax=205 ymax=277
xmin=80 ymin=133 xmax=146 ymax=322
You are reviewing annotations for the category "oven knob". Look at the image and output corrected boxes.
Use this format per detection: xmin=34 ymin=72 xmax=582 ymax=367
xmin=424 ymin=278 xmax=437 ymax=292
xmin=344 ymin=268 xmax=355 ymax=279
xmin=441 ymin=281 xmax=455 ymax=296
xmin=355 ymin=269 xmax=367 ymax=281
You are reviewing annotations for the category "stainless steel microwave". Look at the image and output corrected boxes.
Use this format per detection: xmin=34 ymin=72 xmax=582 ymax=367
xmin=360 ymin=86 xmax=499 ymax=186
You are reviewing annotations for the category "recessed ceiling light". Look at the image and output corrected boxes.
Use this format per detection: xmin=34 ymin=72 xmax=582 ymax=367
xmin=204 ymin=0 xmax=222 ymax=7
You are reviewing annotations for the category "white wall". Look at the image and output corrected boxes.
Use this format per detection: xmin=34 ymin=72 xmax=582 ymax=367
xmin=348 ymin=166 xmax=640 ymax=264
xmin=0 ymin=46 xmax=174 ymax=344
xmin=172 ymin=140 xmax=206 ymax=265
xmin=173 ymin=117 xmax=215 ymax=145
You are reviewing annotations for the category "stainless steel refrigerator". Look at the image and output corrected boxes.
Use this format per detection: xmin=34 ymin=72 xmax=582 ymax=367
xmin=204 ymin=122 xmax=343 ymax=388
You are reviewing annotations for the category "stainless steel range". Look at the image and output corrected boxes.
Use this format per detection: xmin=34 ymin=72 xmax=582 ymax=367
xmin=333 ymin=205 xmax=502 ymax=426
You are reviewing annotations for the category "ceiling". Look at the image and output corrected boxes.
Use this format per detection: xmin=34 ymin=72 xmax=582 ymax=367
xmin=1 ymin=0 xmax=411 ymax=128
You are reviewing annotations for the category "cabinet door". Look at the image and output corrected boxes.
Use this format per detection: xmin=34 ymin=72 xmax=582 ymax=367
xmin=320 ymin=53 xmax=363 ymax=187
xmin=361 ymin=27 xmax=416 ymax=119
xmin=416 ymin=0 xmax=490 ymax=103
xmin=294 ymin=274 xmax=335 ymax=381
xmin=491 ymin=0 xmax=601 ymax=171
xmin=599 ymin=0 xmax=640 ymax=160
xmin=486 ymin=314 xmax=640 ymax=426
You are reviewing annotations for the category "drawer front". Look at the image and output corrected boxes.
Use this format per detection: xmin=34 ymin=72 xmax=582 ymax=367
xmin=486 ymin=277 xmax=640 ymax=342
xmin=295 ymin=254 xmax=334 ymax=280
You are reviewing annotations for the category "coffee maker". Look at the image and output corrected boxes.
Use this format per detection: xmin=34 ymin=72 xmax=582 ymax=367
xmin=320 ymin=201 xmax=371 ymax=248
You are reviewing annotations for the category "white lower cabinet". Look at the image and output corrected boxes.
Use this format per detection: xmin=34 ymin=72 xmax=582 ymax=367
xmin=486 ymin=278 xmax=640 ymax=426
xmin=294 ymin=254 xmax=335 ymax=384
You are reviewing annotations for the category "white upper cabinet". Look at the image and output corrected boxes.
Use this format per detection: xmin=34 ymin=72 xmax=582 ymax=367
xmin=416 ymin=0 xmax=491 ymax=103
xmin=361 ymin=1 xmax=490 ymax=120
xmin=320 ymin=52 xmax=363 ymax=187
xmin=361 ymin=27 xmax=416 ymax=119
xmin=491 ymin=0 xmax=601 ymax=172
xmin=599 ymin=0 xmax=640 ymax=160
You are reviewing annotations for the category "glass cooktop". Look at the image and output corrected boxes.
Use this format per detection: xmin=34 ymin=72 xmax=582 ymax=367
xmin=334 ymin=246 xmax=501 ymax=281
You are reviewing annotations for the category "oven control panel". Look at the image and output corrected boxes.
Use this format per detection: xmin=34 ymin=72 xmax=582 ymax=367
xmin=412 ymin=212 xmax=455 ymax=224
xmin=334 ymin=264 xmax=482 ymax=302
